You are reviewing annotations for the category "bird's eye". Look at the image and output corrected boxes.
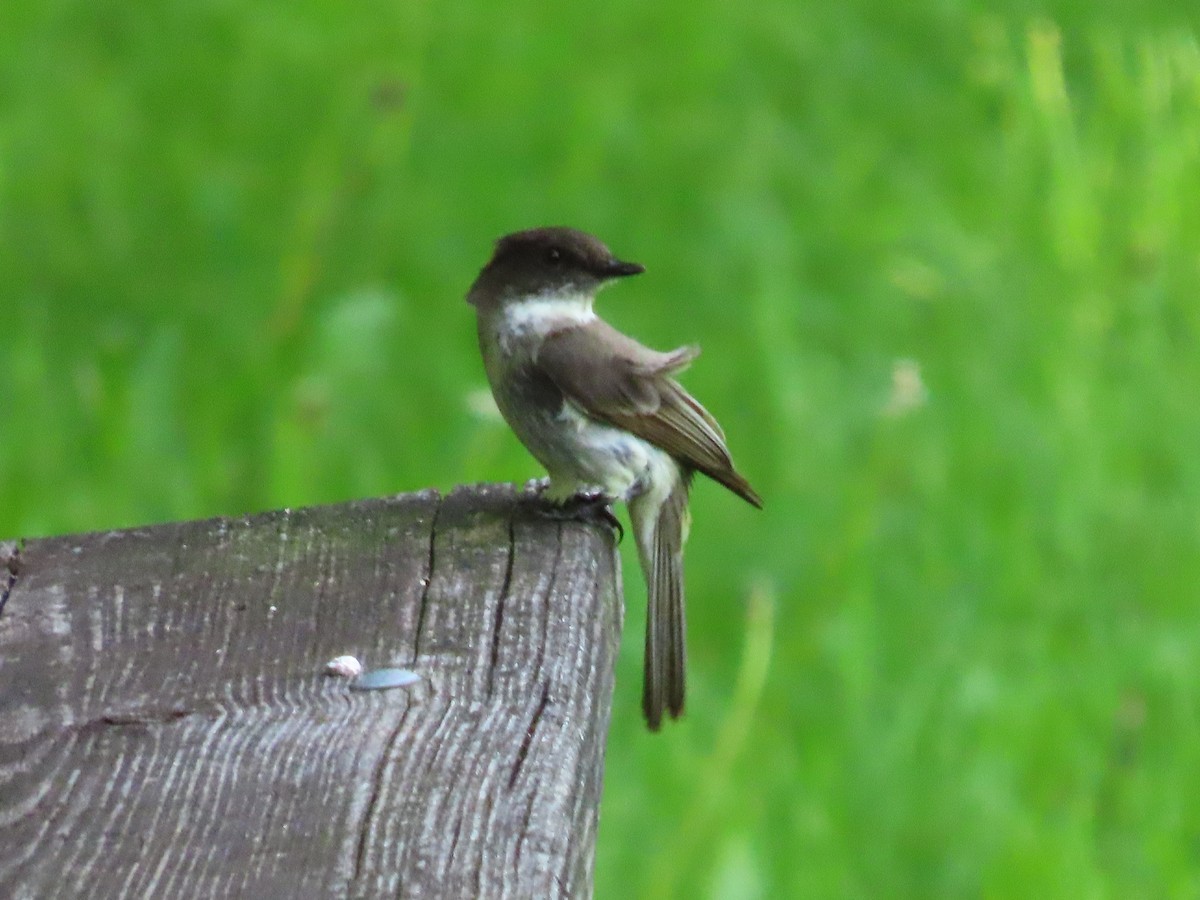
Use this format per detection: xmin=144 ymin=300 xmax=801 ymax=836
xmin=547 ymin=247 xmax=563 ymax=264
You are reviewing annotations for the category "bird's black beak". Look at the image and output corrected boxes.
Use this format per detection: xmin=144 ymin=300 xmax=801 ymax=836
xmin=604 ymin=259 xmax=645 ymax=278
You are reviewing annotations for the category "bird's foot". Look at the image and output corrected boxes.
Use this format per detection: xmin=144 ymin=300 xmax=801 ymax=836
xmin=522 ymin=476 xmax=552 ymax=497
xmin=534 ymin=490 xmax=624 ymax=544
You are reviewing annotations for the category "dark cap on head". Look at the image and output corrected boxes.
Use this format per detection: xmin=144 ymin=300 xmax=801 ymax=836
xmin=467 ymin=226 xmax=644 ymax=307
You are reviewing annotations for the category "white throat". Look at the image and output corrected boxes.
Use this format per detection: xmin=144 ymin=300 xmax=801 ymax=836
xmin=501 ymin=291 xmax=596 ymax=340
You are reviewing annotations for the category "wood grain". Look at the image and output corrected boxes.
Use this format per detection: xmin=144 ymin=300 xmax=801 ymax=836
xmin=0 ymin=484 xmax=622 ymax=899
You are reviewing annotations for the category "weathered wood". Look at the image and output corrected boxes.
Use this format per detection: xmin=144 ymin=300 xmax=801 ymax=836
xmin=0 ymin=484 xmax=622 ymax=899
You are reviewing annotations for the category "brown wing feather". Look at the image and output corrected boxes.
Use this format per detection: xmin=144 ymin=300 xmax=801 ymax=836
xmin=536 ymin=321 xmax=762 ymax=507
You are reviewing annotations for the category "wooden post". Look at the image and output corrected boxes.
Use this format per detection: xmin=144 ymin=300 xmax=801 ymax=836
xmin=0 ymin=484 xmax=622 ymax=899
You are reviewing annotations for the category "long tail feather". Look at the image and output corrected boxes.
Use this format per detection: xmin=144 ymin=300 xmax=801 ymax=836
xmin=633 ymin=471 xmax=691 ymax=730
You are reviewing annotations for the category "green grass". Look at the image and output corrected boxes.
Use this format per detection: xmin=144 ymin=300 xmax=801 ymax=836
xmin=4 ymin=1 xmax=1200 ymax=896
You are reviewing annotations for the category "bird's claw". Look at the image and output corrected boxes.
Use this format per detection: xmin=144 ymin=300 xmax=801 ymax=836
xmin=574 ymin=498 xmax=624 ymax=544
xmin=535 ymin=491 xmax=624 ymax=544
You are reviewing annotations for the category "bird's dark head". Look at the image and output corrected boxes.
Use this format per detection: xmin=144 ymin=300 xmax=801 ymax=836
xmin=467 ymin=226 xmax=644 ymax=309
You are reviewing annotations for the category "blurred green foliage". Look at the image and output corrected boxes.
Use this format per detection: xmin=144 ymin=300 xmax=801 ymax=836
xmin=3 ymin=0 xmax=1200 ymax=896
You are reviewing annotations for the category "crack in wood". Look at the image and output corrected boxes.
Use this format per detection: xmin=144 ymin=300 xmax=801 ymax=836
xmin=446 ymin=812 xmax=465 ymax=867
xmin=411 ymin=494 xmax=444 ymax=662
xmin=0 ymin=538 xmax=23 ymax=617
xmin=508 ymin=680 xmax=551 ymax=791
xmin=505 ymin=677 xmax=555 ymax=882
xmin=512 ymin=765 xmax=541 ymax=875
xmin=100 ymin=708 xmax=193 ymax=726
xmin=532 ymin=526 xmax=564 ymax=678
xmin=486 ymin=516 xmax=517 ymax=697
xmin=67 ymin=706 xmax=199 ymax=740
xmin=351 ymin=713 xmax=407 ymax=885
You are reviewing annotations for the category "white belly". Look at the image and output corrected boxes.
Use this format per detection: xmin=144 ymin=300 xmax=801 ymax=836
xmin=536 ymin=401 xmax=677 ymax=503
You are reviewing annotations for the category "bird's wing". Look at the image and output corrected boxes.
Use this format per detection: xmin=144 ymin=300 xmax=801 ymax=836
xmin=535 ymin=319 xmax=762 ymax=507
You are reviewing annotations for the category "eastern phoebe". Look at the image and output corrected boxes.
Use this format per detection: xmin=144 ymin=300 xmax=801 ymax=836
xmin=468 ymin=226 xmax=762 ymax=730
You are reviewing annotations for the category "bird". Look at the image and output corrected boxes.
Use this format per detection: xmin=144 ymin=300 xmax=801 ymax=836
xmin=467 ymin=226 xmax=762 ymax=729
